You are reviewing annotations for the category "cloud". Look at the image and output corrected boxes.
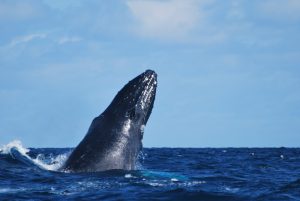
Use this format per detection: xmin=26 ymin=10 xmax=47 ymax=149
xmin=9 ymin=34 xmax=47 ymax=47
xmin=259 ymin=0 xmax=300 ymax=20
xmin=57 ymin=36 xmax=82 ymax=45
xmin=127 ymin=0 xmax=212 ymax=41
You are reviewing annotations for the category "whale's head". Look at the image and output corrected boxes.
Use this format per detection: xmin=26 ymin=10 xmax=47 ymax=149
xmin=100 ymin=70 xmax=157 ymax=169
xmin=107 ymin=69 xmax=157 ymax=129
xmin=62 ymin=70 xmax=157 ymax=172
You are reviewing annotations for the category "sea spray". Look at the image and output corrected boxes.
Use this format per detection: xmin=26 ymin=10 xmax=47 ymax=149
xmin=0 ymin=140 xmax=29 ymax=155
xmin=0 ymin=140 xmax=69 ymax=171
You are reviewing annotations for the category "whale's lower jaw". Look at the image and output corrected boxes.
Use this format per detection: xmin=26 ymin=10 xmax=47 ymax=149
xmin=61 ymin=70 xmax=157 ymax=172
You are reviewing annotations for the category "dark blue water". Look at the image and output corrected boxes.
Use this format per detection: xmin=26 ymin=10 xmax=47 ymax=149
xmin=1 ymin=141 xmax=300 ymax=201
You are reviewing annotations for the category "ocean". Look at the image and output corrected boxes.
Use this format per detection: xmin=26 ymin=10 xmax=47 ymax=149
xmin=0 ymin=141 xmax=300 ymax=201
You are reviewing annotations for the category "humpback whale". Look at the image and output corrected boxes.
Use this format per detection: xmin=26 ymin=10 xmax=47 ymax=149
xmin=62 ymin=70 xmax=157 ymax=172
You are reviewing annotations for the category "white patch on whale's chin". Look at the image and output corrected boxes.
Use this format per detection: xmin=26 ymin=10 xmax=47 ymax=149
xmin=108 ymin=119 xmax=132 ymax=160
xmin=123 ymin=119 xmax=132 ymax=136
xmin=140 ymin=125 xmax=145 ymax=133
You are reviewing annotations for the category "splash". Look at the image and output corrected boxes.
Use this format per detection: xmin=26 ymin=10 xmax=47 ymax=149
xmin=0 ymin=140 xmax=68 ymax=171
xmin=0 ymin=140 xmax=29 ymax=155
xmin=32 ymin=152 xmax=69 ymax=171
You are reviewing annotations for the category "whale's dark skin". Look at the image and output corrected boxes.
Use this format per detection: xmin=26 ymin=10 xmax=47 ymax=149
xmin=62 ymin=70 xmax=157 ymax=172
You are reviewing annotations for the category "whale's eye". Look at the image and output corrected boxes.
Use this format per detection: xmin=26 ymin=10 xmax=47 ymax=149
xmin=127 ymin=108 xmax=135 ymax=119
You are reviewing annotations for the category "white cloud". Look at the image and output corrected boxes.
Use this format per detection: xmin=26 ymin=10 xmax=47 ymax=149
xmin=9 ymin=34 xmax=47 ymax=47
xmin=57 ymin=36 xmax=82 ymax=45
xmin=260 ymin=0 xmax=300 ymax=20
xmin=127 ymin=0 xmax=212 ymax=41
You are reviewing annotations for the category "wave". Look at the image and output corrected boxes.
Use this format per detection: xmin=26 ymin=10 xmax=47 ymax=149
xmin=0 ymin=140 xmax=69 ymax=171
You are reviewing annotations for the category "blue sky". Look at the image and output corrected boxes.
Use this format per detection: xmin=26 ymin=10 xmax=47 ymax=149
xmin=0 ymin=0 xmax=300 ymax=147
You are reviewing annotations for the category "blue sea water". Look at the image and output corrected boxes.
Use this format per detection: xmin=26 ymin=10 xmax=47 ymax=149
xmin=1 ymin=141 xmax=300 ymax=201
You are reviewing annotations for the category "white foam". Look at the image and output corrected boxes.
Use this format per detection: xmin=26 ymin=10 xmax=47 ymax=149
xmin=224 ymin=186 xmax=239 ymax=193
xmin=0 ymin=140 xmax=68 ymax=171
xmin=171 ymin=178 xmax=179 ymax=182
xmin=32 ymin=152 xmax=69 ymax=171
xmin=140 ymin=176 xmax=206 ymax=188
xmin=181 ymin=180 xmax=206 ymax=187
xmin=125 ymin=174 xmax=132 ymax=178
xmin=0 ymin=187 xmax=26 ymax=194
xmin=148 ymin=182 xmax=164 ymax=187
xmin=0 ymin=140 xmax=29 ymax=155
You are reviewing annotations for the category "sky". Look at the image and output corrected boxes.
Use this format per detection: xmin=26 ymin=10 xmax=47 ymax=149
xmin=0 ymin=0 xmax=300 ymax=148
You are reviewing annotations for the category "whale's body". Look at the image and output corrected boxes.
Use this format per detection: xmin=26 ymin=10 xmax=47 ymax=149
xmin=62 ymin=70 xmax=157 ymax=172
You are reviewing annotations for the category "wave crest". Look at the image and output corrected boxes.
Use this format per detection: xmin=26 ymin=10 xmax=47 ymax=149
xmin=0 ymin=140 xmax=29 ymax=155
xmin=0 ymin=140 xmax=68 ymax=171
